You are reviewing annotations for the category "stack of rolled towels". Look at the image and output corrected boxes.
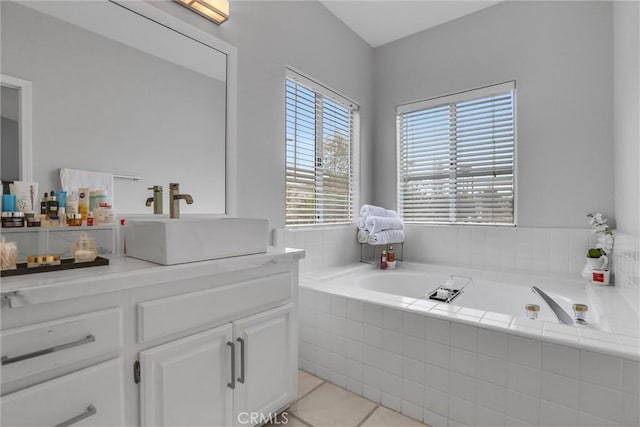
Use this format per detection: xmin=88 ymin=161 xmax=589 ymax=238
xmin=356 ymin=204 xmax=405 ymax=245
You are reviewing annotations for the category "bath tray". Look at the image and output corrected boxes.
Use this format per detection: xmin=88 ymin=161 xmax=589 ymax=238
xmin=1 ymin=256 xmax=110 ymax=277
xmin=425 ymin=275 xmax=472 ymax=304
xmin=427 ymin=287 xmax=463 ymax=303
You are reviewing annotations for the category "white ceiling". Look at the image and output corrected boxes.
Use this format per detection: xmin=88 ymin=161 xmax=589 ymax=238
xmin=319 ymin=0 xmax=501 ymax=48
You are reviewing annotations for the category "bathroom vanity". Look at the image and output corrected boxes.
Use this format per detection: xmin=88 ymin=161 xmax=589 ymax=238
xmin=0 ymin=248 xmax=303 ymax=426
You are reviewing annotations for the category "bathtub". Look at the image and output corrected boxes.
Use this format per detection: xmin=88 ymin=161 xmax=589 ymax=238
xmin=298 ymin=262 xmax=640 ymax=426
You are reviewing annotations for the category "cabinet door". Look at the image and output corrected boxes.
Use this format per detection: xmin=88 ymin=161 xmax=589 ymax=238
xmin=1 ymin=358 xmax=124 ymax=426
xmin=233 ymin=304 xmax=296 ymax=424
xmin=140 ymin=324 xmax=234 ymax=427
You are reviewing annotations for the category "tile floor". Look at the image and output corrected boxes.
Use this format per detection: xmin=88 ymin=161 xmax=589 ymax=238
xmin=274 ymin=370 xmax=430 ymax=427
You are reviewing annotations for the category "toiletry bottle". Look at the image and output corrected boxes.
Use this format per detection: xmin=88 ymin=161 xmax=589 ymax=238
xmin=89 ymin=191 xmax=97 ymax=214
xmin=387 ymin=246 xmax=395 ymax=263
xmin=67 ymin=192 xmax=78 ymax=215
xmin=40 ymin=193 xmax=48 ymax=214
xmin=87 ymin=212 xmax=94 ymax=226
xmin=78 ymin=188 xmax=89 ymax=221
xmin=47 ymin=191 xmax=59 ymax=219
xmin=381 ymin=249 xmax=387 ymax=269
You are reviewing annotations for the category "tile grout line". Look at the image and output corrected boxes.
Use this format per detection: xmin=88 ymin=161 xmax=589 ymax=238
xmin=354 ymin=404 xmax=380 ymax=427
xmin=285 ymin=375 xmax=327 ymax=427
xmin=295 ymin=378 xmax=326 ymax=403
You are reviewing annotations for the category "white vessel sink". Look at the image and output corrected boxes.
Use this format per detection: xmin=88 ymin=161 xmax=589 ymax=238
xmin=124 ymin=215 xmax=268 ymax=265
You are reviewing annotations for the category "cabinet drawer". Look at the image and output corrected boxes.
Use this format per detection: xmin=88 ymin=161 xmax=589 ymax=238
xmin=1 ymin=308 xmax=123 ymax=384
xmin=138 ymin=272 xmax=292 ymax=342
xmin=1 ymin=358 xmax=124 ymax=426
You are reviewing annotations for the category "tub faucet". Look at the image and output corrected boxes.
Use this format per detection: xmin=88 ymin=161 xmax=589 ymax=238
xmin=145 ymin=185 xmax=163 ymax=215
xmin=169 ymin=183 xmax=193 ymax=219
xmin=531 ymin=286 xmax=574 ymax=325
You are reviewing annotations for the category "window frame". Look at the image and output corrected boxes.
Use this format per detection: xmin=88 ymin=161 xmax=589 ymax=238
xmin=396 ymin=81 xmax=517 ymax=226
xmin=285 ymin=68 xmax=360 ymax=228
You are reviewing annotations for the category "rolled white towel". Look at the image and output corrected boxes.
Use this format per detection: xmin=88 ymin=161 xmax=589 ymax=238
xmin=360 ymin=204 xmax=398 ymax=219
xmin=356 ymin=217 xmax=367 ymax=230
xmin=367 ymin=230 xmax=405 ymax=245
xmin=365 ymin=216 xmax=404 ymax=234
xmin=357 ymin=229 xmax=369 ymax=243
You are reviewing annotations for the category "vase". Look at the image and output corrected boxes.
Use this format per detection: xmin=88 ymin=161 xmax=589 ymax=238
xmin=581 ymin=256 xmax=608 ymax=280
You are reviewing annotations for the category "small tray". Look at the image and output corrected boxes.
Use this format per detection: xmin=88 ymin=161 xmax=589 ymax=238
xmin=1 ymin=256 xmax=110 ymax=277
xmin=427 ymin=287 xmax=463 ymax=303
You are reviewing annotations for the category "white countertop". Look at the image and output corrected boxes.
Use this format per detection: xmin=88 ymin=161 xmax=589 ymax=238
xmin=1 ymin=247 xmax=304 ymax=307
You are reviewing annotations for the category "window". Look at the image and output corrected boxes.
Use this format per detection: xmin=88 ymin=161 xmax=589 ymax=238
xmin=285 ymin=69 xmax=359 ymax=226
xmin=397 ymin=81 xmax=516 ymax=225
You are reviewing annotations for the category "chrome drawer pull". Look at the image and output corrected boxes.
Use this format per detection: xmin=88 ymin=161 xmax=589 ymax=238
xmin=236 ymin=337 xmax=245 ymax=384
xmin=54 ymin=404 xmax=97 ymax=427
xmin=1 ymin=335 xmax=96 ymax=366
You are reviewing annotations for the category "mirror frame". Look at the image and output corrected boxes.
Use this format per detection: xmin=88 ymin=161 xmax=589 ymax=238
xmin=1 ymin=74 xmax=32 ymax=182
xmin=7 ymin=1 xmax=238 ymax=215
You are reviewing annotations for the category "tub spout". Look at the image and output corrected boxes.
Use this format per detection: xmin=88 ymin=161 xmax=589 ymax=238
xmin=531 ymin=286 xmax=574 ymax=325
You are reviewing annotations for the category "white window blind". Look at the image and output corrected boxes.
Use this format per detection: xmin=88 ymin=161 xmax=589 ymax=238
xmin=397 ymin=81 xmax=516 ymax=225
xmin=285 ymin=70 xmax=359 ymax=226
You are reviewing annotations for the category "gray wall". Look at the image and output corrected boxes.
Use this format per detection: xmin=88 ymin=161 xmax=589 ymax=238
xmin=1 ymin=2 xmax=226 ymax=213
xmin=152 ymin=1 xmax=374 ymax=230
xmin=372 ymin=1 xmax=614 ymax=228
xmin=613 ymin=1 xmax=639 ymax=237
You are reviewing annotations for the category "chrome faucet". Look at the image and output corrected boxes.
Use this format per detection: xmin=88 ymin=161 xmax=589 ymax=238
xmin=531 ymin=286 xmax=574 ymax=325
xmin=169 ymin=183 xmax=193 ymax=219
xmin=145 ymin=185 xmax=163 ymax=215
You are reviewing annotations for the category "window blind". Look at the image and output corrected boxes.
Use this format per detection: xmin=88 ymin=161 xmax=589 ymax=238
xmin=285 ymin=71 xmax=358 ymax=226
xmin=397 ymin=81 xmax=516 ymax=225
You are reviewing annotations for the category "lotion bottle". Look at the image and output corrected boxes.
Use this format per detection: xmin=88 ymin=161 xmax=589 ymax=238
xmin=387 ymin=246 xmax=395 ymax=263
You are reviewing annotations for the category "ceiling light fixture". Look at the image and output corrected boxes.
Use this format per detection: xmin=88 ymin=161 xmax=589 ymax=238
xmin=174 ymin=0 xmax=229 ymax=25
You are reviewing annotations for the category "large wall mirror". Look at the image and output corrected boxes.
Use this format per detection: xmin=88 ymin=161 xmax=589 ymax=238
xmin=1 ymin=0 xmax=234 ymax=214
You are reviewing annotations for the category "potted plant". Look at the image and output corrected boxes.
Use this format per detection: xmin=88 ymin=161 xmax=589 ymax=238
xmin=581 ymin=213 xmax=614 ymax=280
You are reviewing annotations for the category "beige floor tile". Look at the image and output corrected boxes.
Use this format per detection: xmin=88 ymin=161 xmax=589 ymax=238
xmin=298 ymin=370 xmax=324 ymax=399
xmin=360 ymin=406 xmax=429 ymax=427
xmin=290 ymin=382 xmax=377 ymax=427
xmin=265 ymin=412 xmax=309 ymax=427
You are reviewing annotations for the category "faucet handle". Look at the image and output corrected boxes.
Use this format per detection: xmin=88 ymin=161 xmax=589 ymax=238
xmin=169 ymin=183 xmax=179 ymax=191
xmin=148 ymin=185 xmax=163 ymax=191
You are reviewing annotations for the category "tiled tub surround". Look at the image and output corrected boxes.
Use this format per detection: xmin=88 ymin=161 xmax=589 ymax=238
xmin=612 ymin=231 xmax=639 ymax=314
xmin=298 ymin=264 xmax=640 ymax=427
xmin=277 ymin=224 xmax=639 ymax=316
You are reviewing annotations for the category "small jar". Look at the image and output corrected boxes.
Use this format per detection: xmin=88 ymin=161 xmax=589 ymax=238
xmin=1 ymin=212 xmax=25 ymax=228
xmin=73 ymin=233 xmax=97 ymax=263
xmin=95 ymin=203 xmax=115 ymax=225
xmin=26 ymin=217 xmax=41 ymax=227
xmin=66 ymin=213 xmax=83 ymax=227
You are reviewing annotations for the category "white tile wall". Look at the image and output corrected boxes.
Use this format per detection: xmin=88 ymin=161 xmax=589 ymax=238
xmin=403 ymin=224 xmax=593 ymax=278
xmin=613 ymin=231 xmax=639 ymax=314
xmin=299 ymin=286 xmax=640 ymax=427
xmin=273 ymin=225 xmax=361 ymax=274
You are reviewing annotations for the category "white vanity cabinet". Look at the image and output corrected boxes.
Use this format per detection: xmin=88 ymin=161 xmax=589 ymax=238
xmin=1 ymin=358 xmax=125 ymax=426
xmin=0 ymin=249 xmax=302 ymax=427
xmin=233 ymin=304 xmax=296 ymax=423
xmin=139 ymin=304 xmax=295 ymax=427
xmin=140 ymin=324 xmax=234 ymax=426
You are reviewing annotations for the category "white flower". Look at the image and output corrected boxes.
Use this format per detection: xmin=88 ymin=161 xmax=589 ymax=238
xmin=587 ymin=212 xmax=614 ymax=255
xmin=596 ymin=234 xmax=614 ymax=254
